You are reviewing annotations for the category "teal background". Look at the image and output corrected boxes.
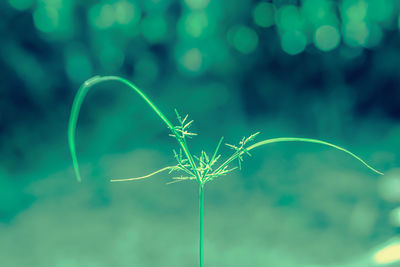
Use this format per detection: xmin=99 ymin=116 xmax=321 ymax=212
xmin=1 ymin=0 xmax=400 ymax=266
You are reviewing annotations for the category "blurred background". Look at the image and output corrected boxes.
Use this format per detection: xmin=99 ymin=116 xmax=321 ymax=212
xmin=1 ymin=0 xmax=400 ymax=266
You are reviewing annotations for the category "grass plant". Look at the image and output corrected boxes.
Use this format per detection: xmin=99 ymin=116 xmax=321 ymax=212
xmin=68 ymin=76 xmax=383 ymax=267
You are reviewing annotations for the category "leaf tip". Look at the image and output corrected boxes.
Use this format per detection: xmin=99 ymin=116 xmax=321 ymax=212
xmin=75 ymin=172 xmax=82 ymax=183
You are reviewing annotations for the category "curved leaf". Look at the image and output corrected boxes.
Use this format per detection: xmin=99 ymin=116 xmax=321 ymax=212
xmin=246 ymin=137 xmax=383 ymax=175
xmin=68 ymin=76 xmax=198 ymax=182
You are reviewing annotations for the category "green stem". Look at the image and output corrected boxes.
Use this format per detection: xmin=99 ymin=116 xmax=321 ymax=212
xmin=199 ymin=183 xmax=204 ymax=267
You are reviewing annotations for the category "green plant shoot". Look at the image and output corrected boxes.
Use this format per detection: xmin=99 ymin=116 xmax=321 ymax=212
xmin=68 ymin=76 xmax=383 ymax=267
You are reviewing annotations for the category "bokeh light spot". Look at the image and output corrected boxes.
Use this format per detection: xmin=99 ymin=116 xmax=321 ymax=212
xmin=343 ymin=21 xmax=369 ymax=47
xmin=180 ymin=48 xmax=203 ymax=72
xmin=89 ymin=4 xmax=116 ymax=29
xmin=373 ymin=240 xmax=400 ymax=265
xmin=141 ymin=15 xmax=167 ymax=43
xmin=8 ymin=0 xmax=34 ymax=11
xmin=184 ymin=0 xmax=210 ymax=10
xmin=302 ymin=0 xmax=332 ymax=25
xmin=65 ymin=45 xmax=92 ymax=83
xmin=389 ymin=207 xmax=400 ymax=227
xmin=33 ymin=6 xmax=59 ymax=33
xmin=343 ymin=0 xmax=367 ymax=22
xmin=398 ymin=15 xmax=400 ymax=31
xmin=277 ymin=5 xmax=303 ymax=31
xmin=183 ymin=11 xmax=208 ymax=38
xmin=99 ymin=43 xmax=125 ymax=72
xmin=114 ymin=1 xmax=140 ymax=25
xmin=314 ymin=25 xmax=340 ymax=51
xmin=231 ymin=26 xmax=258 ymax=54
xmin=252 ymin=2 xmax=275 ymax=28
xmin=378 ymin=169 xmax=400 ymax=203
xmin=281 ymin=30 xmax=307 ymax=55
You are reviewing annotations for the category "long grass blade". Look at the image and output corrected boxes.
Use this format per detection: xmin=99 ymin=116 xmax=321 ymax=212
xmin=110 ymin=166 xmax=173 ymax=182
xmin=247 ymin=137 xmax=383 ymax=175
xmin=68 ymin=76 xmax=199 ymax=182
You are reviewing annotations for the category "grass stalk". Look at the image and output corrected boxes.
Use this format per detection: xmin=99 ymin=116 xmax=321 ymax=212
xmin=199 ymin=183 xmax=205 ymax=267
xmin=68 ymin=76 xmax=383 ymax=266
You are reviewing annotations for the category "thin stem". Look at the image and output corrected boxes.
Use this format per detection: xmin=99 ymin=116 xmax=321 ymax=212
xmin=199 ymin=183 xmax=204 ymax=267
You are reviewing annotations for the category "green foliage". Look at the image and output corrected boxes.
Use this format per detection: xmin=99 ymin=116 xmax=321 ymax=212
xmin=68 ymin=76 xmax=383 ymax=267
